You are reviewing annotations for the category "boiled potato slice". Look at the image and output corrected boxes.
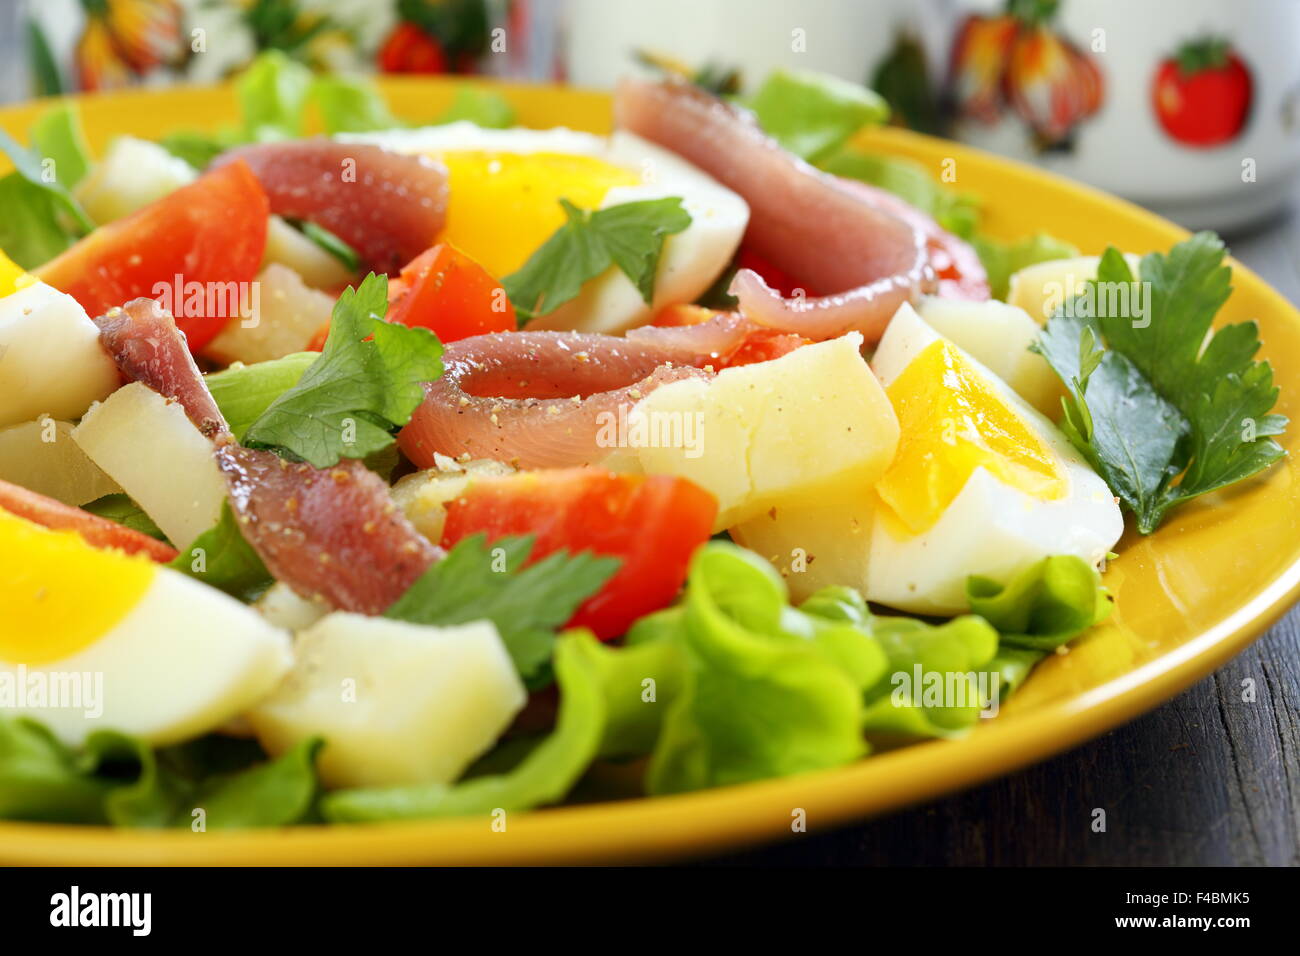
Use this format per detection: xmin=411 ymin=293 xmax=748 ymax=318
xmin=916 ymin=296 xmax=1063 ymax=416
xmin=73 ymin=382 xmax=226 ymax=549
xmin=262 ymin=215 xmax=356 ymax=291
xmin=0 ymin=283 xmax=119 ymax=427
xmin=204 ymin=264 xmax=336 ymax=366
xmin=730 ymin=493 xmax=875 ymax=603
xmin=390 ymin=457 xmax=515 ymax=543
xmin=0 ymin=419 xmax=119 ymax=505
xmin=249 ymin=614 xmax=526 ymax=789
xmin=74 ymin=136 xmax=197 ymax=224
xmin=630 ymin=332 xmax=898 ymax=529
xmin=1007 ymin=253 xmax=1142 ymax=323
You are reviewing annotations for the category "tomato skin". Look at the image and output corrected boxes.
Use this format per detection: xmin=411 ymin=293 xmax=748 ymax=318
xmin=0 ymin=478 xmax=178 ymax=562
xmin=1153 ymin=54 xmax=1252 ymax=147
xmin=36 ymin=161 xmax=269 ymax=353
xmin=387 ymin=243 xmax=516 ymax=342
xmin=653 ymin=304 xmax=808 ymax=368
xmin=441 ymin=469 xmax=718 ymax=640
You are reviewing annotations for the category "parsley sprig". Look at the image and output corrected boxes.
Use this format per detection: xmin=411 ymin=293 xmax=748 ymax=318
xmin=502 ymin=197 xmax=692 ymax=322
xmin=243 ymin=273 xmax=443 ymax=468
xmin=1033 ymin=232 xmax=1287 ymax=533
xmin=385 ymin=534 xmax=621 ymax=687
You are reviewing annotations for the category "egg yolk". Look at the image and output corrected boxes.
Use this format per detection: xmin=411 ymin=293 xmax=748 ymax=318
xmin=875 ymin=340 xmax=1066 ymax=534
xmin=431 ymin=151 xmax=640 ymax=279
xmin=0 ymin=248 xmax=35 ymax=298
xmin=0 ymin=511 xmax=155 ymax=664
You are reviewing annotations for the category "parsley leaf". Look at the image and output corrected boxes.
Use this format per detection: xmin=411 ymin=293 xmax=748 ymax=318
xmin=1033 ymin=233 xmax=1287 ymax=533
xmin=502 ymin=197 xmax=692 ymax=321
xmin=385 ymin=534 xmax=621 ymax=687
xmin=243 ymin=273 xmax=443 ymax=468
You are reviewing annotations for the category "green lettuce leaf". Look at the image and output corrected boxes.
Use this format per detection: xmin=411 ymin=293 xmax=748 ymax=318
xmin=205 ymin=351 xmax=317 ymax=441
xmin=0 ymin=174 xmax=77 ymax=268
xmin=29 ymin=104 xmax=91 ymax=191
xmin=82 ymin=494 xmax=168 ymax=542
xmin=818 ymin=148 xmax=979 ymax=239
xmin=385 ymin=533 xmax=620 ymax=686
xmin=860 ymin=615 xmax=999 ymax=738
xmin=967 ymin=555 xmax=1112 ymax=651
xmin=434 ymin=87 xmax=516 ymax=128
xmin=321 ymin=630 xmax=609 ymax=822
xmin=972 ymin=232 xmax=1081 ymax=299
xmin=239 ymin=49 xmax=314 ymax=140
xmin=0 ymin=719 xmax=320 ymax=829
xmin=646 ymin=544 xmax=886 ymax=795
xmin=312 ymin=74 xmax=403 ymax=135
xmin=748 ymin=69 xmax=889 ymax=162
xmin=243 ymin=274 xmax=444 ymax=468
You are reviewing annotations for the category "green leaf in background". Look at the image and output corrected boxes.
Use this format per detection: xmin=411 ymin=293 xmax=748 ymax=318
xmin=82 ymin=494 xmax=168 ymax=542
xmin=312 ymin=74 xmax=403 ymax=134
xmin=321 ymin=629 xmax=609 ymax=822
xmin=30 ymin=105 xmax=91 ymax=190
xmin=385 ymin=533 xmax=621 ymax=686
xmin=860 ymin=615 xmax=999 ymax=738
xmin=818 ymin=147 xmax=980 ymax=239
xmin=239 ymin=49 xmax=314 ymax=140
xmin=967 ymin=555 xmax=1112 ymax=651
xmin=243 ymin=274 xmax=444 ymax=468
xmin=503 ymin=197 xmax=692 ymax=319
xmin=748 ymin=68 xmax=889 ymax=162
xmin=0 ymin=174 xmax=78 ymax=268
xmin=433 ymin=86 xmax=517 ymax=128
xmin=0 ymin=128 xmax=94 ymax=236
xmin=972 ymin=232 xmax=1081 ymax=299
xmin=205 ymin=351 xmax=318 ymax=442
xmin=168 ymin=502 xmax=272 ymax=602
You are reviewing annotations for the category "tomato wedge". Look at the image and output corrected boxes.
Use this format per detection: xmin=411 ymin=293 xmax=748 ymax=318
xmin=441 ymin=469 xmax=718 ymax=640
xmin=36 ymin=161 xmax=270 ymax=353
xmin=0 ymin=479 xmax=177 ymax=562
xmin=388 ymin=243 xmax=516 ymax=341
xmin=308 ymin=243 xmax=516 ymax=350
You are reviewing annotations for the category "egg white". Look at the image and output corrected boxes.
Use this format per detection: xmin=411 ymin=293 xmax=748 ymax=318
xmin=3 ymin=567 xmax=292 ymax=747
xmin=348 ymin=124 xmax=750 ymax=334
xmin=865 ymin=304 xmax=1123 ymax=615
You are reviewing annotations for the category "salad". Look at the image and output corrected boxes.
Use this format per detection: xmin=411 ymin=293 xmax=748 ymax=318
xmin=0 ymin=57 xmax=1286 ymax=829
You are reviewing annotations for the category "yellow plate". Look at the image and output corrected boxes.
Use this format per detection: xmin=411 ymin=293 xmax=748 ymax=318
xmin=1 ymin=80 xmax=1297 ymax=866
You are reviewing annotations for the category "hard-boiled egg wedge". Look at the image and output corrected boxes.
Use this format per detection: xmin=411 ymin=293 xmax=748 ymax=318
xmin=0 ymin=280 xmax=119 ymax=428
xmin=0 ymin=510 xmax=291 ymax=746
xmin=248 ymin=613 xmax=525 ymax=789
xmin=866 ymin=304 xmax=1122 ymax=615
xmin=347 ymin=123 xmax=749 ymax=333
xmin=915 ymin=296 xmax=1063 ymax=417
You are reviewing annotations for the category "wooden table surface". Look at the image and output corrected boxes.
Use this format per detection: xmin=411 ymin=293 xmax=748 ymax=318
xmin=707 ymin=213 xmax=1300 ymax=867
